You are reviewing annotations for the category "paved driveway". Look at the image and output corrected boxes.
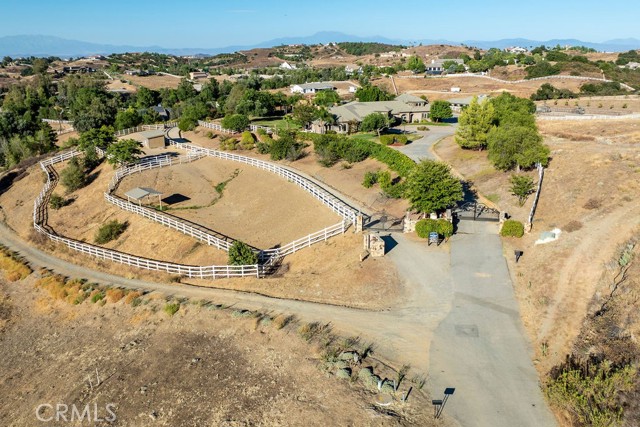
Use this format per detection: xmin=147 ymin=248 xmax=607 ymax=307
xmin=392 ymin=125 xmax=457 ymax=162
xmin=429 ymin=221 xmax=556 ymax=426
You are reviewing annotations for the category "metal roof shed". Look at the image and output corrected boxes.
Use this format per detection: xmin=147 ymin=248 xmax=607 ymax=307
xmin=124 ymin=187 xmax=163 ymax=207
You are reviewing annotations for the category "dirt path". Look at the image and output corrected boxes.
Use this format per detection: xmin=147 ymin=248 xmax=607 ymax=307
xmin=0 ymin=223 xmax=449 ymax=374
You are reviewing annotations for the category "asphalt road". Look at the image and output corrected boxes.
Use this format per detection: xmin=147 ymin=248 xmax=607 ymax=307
xmin=428 ymin=221 xmax=556 ymax=426
xmin=392 ymin=125 xmax=457 ymax=162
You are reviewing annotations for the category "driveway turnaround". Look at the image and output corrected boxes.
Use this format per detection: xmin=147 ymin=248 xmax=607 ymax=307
xmin=392 ymin=125 xmax=456 ymax=162
xmin=429 ymin=221 xmax=556 ymax=427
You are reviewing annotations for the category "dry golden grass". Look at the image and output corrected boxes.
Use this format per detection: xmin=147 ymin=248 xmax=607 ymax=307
xmin=0 ymin=249 xmax=32 ymax=282
xmin=106 ymin=288 xmax=125 ymax=303
xmin=124 ymin=290 xmax=142 ymax=304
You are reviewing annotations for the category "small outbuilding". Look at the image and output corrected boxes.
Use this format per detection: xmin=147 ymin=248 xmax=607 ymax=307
xmin=140 ymin=129 xmax=167 ymax=149
xmin=125 ymin=187 xmax=163 ymax=207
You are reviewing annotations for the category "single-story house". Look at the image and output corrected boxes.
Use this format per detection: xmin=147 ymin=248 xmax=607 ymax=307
xmin=151 ymin=105 xmax=173 ymax=121
xmin=290 ymin=82 xmax=337 ymax=94
xmin=62 ymin=66 xmax=96 ymax=74
xmin=139 ymin=129 xmax=167 ymax=149
xmin=348 ymin=85 xmax=358 ymax=93
xmin=505 ymin=46 xmax=528 ymax=54
xmin=189 ymin=71 xmax=208 ymax=80
xmin=310 ymin=95 xmax=430 ymax=134
xmin=345 ymin=64 xmax=363 ymax=75
xmin=425 ymin=58 xmax=465 ymax=75
xmin=447 ymin=94 xmax=488 ymax=112
xmin=280 ymin=61 xmax=297 ymax=70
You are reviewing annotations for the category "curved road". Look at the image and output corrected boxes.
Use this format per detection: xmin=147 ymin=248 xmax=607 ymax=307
xmin=0 ymin=128 xmax=556 ymax=426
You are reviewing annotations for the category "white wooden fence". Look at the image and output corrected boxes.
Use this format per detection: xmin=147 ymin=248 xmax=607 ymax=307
xmin=106 ymin=150 xmax=350 ymax=260
xmin=198 ymin=120 xmax=274 ymax=135
xmin=197 ymin=120 xmax=237 ymax=134
xmin=537 ymin=113 xmax=640 ymax=121
xmin=115 ymin=123 xmax=177 ymax=137
xmin=32 ymin=151 xmax=265 ymax=279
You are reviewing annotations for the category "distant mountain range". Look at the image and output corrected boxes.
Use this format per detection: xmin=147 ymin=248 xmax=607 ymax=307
xmin=1 ymin=33 xmax=639 ymax=58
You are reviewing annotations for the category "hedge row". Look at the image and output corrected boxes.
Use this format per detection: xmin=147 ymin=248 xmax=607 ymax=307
xmin=306 ymin=133 xmax=416 ymax=177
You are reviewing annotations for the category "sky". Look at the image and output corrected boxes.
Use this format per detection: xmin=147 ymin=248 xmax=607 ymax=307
xmin=1 ymin=0 xmax=638 ymax=48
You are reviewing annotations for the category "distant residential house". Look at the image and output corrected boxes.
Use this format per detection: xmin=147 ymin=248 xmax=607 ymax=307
xmin=624 ymin=61 xmax=640 ymax=70
xmin=62 ymin=66 xmax=95 ymax=74
xmin=348 ymin=85 xmax=358 ymax=93
xmin=290 ymin=82 xmax=336 ymax=94
xmin=81 ymin=55 xmax=105 ymax=61
xmin=310 ymin=94 xmax=430 ymax=134
xmin=345 ymin=64 xmax=363 ymax=75
xmin=447 ymin=94 xmax=488 ymax=112
xmin=279 ymin=61 xmax=297 ymax=70
xmin=505 ymin=46 xmax=528 ymax=54
xmin=450 ymin=87 xmax=461 ymax=93
xmin=124 ymin=69 xmax=154 ymax=76
xmin=189 ymin=71 xmax=208 ymax=80
xmin=425 ymin=58 xmax=465 ymax=75
xmin=151 ymin=105 xmax=173 ymax=121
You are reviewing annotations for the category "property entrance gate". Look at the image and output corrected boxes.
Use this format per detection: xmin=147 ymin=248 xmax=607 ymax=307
xmin=453 ymin=202 xmax=500 ymax=222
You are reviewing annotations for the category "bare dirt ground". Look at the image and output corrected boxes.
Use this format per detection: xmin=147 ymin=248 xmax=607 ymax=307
xmin=434 ymin=125 xmax=640 ymax=376
xmin=185 ymin=128 xmax=409 ymax=218
xmin=0 ymin=274 xmax=439 ymax=426
xmin=123 ymin=74 xmax=182 ymax=90
xmin=106 ymin=79 xmax=137 ymax=93
xmin=115 ymin=157 xmax=342 ymax=249
xmin=538 ymin=117 xmax=640 ymax=143
xmin=375 ymin=75 xmax=595 ymax=100
xmin=0 ymin=151 xmax=402 ymax=310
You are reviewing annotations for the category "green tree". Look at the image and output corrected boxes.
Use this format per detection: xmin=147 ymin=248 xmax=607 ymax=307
xmin=32 ymin=58 xmax=49 ymax=75
xmin=405 ymin=160 xmax=463 ymax=213
xmin=60 ymin=157 xmax=87 ymax=192
xmin=228 ymin=241 xmax=258 ymax=265
xmin=429 ymin=100 xmax=453 ymax=122
xmin=176 ymin=79 xmax=197 ymax=101
xmin=135 ymin=86 xmax=158 ymax=109
xmin=291 ymin=103 xmax=318 ymax=128
xmin=313 ymin=90 xmax=340 ymax=107
xmin=487 ymin=126 xmax=549 ymax=171
xmin=114 ymin=107 xmax=143 ymax=130
xmin=221 ymin=113 xmax=249 ymax=132
xmin=510 ymin=175 xmax=535 ymax=206
xmin=105 ymin=138 xmax=143 ymax=166
xmin=490 ymin=92 xmax=536 ymax=128
xmin=406 ymin=55 xmax=425 ymax=73
xmin=355 ymin=85 xmax=394 ymax=102
xmin=360 ymin=112 xmax=390 ymax=135
xmin=455 ymin=96 xmax=495 ymax=150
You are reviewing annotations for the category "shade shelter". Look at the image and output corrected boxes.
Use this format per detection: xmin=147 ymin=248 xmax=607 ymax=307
xmin=125 ymin=187 xmax=163 ymax=208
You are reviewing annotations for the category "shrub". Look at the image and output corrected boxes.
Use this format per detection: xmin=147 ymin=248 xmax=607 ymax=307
xmin=49 ymin=193 xmax=71 ymax=210
xmin=362 ymin=171 xmax=379 ymax=188
xmin=378 ymin=171 xmax=406 ymax=198
xmin=60 ymin=157 xmax=87 ymax=192
xmin=272 ymin=314 xmax=292 ymax=330
xmin=94 ymin=220 xmax=128 ymax=244
xmin=380 ymin=134 xmax=407 ymax=145
xmin=124 ymin=291 xmax=142 ymax=304
xmin=228 ymin=241 xmax=258 ymax=265
xmin=415 ymin=219 xmax=439 ymax=238
xmin=240 ymin=131 xmax=255 ymax=150
xmin=500 ymin=220 xmax=524 ymax=238
xmin=437 ymin=219 xmax=454 ymax=239
xmin=105 ymin=288 xmax=125 ymax=303
xmin=164 ymin=302 xmax=180 ymax=316
xmin=91 ymin=291 xmax=105 ymax=303
xmin=417 ymin=126 xmax=428 ymax=131
xmin=298 ymin=322 xmax=321 ymax=341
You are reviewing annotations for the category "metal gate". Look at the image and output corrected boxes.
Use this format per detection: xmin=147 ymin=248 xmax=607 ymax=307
xmin=364 ymin=213 xmax=404 ymax=232
xmin=454 ymin=202 xmax=500 ymax=222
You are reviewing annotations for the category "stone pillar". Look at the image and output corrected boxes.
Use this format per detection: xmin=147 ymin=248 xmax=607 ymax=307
xmin=354 ymin=215 xmax=364 ymax=233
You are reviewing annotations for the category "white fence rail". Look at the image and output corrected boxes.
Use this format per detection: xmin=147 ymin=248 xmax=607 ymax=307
xmin=107 ymin=150 xmax=350 ymax=259
xmin=177 ymin=143 xmax=359 ymax=224
xmin=537 ymin=113 xmax=640 ymax=121
xmin=197 ymin=120 xmax=237 ymax=134
xmin=33 ymin=151 xmax=265 ymax=279
xmin=115 ymin=123 xmax=177 ymax=137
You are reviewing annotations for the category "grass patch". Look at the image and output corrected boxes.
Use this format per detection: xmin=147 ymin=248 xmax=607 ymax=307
xmin=486 ymin=193 xmax=500 ymax=204
xmin=164 ymin=302 xmax=180 ymax=316
xmin=0 ymin=248 xmax=32 ymax=281
xmin=94 ymin=220 xmax=128 ymax=244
